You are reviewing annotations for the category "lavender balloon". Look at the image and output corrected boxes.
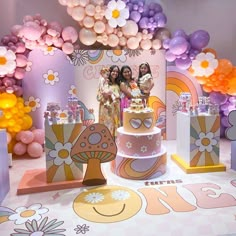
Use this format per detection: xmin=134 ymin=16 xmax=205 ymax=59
xmin=165 ymin=50 xmax=176 ymax=62
xmin=154 ymin=12 xmax=167 ymax=27
xmin=173 ymin=29 xmax=188 ymax=40
xmin=169 ymin=36 xmax=189 ymax=55
xmin=130 ymin=11 xmax=141 ymax=22
xmin=139 ymin=17 xmax=149 ymax=29
xmin=209 ymin=91 xmax=228 ymax=105
xmin=175 ymin=57 xmax=192 ymax=70
xmin=190 ymin=30 xmax=210 ymax=50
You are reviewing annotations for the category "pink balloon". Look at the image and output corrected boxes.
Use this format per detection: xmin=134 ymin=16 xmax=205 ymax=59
xmin=32 ymin=129 xmax=45 ymax=145
xmin=127 ymin=37 xmax=139 ymax=49
xmin=71 ymin=6 xmax=85 ymax=21
xmin=48 ymin=21 xmax=63 ymax=34
xmin=16 ymin=54 xmax=28 ymax=67
xmin=21 ymin=22 xmax=42 ymax=41
xmin=15 ymin=42 xmax=26 ymax=53
xmin=62 ymin=26 xmax=79 ymax=43
xmin=20 ymin=131 xmax=34 ymax=144
xmin=108 ymin=34 xmax=119 ymax=47
xmin=62 ymin=42 xmax=74 ymax=54
xmin=13 ymin=142 xmax=27 ymax=156
xmin=11 ymin=25 xmax=22 ymax=36
xmin=27 ymin=142 xmax=43 ymax=158
xmin=14 ymin=68 xmax=25 ymax=80
xmin=140 ymin=39 xmax=152 ymax=50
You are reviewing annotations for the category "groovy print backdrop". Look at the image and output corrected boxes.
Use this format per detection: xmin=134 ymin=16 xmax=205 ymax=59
xmin=73 ymin=49 xmax=166 ymax=124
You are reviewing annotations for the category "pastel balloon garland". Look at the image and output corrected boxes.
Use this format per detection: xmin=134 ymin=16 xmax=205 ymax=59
xmin=0 ymin=14 xmax=79 ymax=157
xmin=59 ymin=0 xmax=168 ymax=50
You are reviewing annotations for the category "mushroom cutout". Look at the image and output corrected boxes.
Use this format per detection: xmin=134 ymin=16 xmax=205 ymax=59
xmin=71 ymin=123 xmax=117 ymax=186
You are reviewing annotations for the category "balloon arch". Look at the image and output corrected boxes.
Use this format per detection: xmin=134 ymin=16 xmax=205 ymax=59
xmin=0 ymin=0 xmax=235 ymax=157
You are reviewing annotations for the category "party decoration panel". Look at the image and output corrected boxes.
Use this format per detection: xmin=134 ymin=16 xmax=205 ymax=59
xmin=74 ymin=49 xmax=166 ymax=124
xmin=45 ymin=122 xmax=83 ymax=183
xmin=23 ymin=48 xmax=76 ymax=129
xmin=231 ymin=141 xmax=236 ymax=170
xmin=71 ymin=123 xmax=117 ymax=186
xmin=0 ymin=129 xmax=10 ymax=203
xmin=166 ymin=66 xmax=203 ymax=140
xmin=171 ymin=112 xmax=226 ymax=173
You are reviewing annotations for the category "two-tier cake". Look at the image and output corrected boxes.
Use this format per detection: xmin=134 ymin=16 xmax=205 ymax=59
xmin=111 ymin=98 xmax=167 ymax=180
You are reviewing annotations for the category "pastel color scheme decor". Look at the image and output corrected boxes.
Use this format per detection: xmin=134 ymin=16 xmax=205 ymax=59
xmin=172 ymin=112 xmax=226 ymax=173
xmin=45 ymin=122 xmax=83 ymax=183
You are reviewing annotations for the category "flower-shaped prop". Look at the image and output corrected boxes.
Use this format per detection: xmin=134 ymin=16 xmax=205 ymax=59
xmin=59 ymin=0 xmax=168 ymax=50
xmin=71 ymin=123 xmax=117 ymax=186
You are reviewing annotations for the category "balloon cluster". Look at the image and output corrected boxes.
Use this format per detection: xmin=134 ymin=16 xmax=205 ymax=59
xmin=164 ymin=29 xmax=210 ymax=70
xmin=209 ymin=92 xmax=236 ymax=137
xmin=59 ymin=0 xmax=168 ymax=50
xmin=0 ymin=14 xmax=79 ymax=96
xmin=13 ymin=129 xmax=44 ymax=158
xmin=189 ymin=49 xmax=236 ymax=96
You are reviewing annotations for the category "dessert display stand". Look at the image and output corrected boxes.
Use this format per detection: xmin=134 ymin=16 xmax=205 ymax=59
xmin=17 ymin=121 xmax=84 ymax=195
xmin=171 ymin=111 xmax=226 ymax=173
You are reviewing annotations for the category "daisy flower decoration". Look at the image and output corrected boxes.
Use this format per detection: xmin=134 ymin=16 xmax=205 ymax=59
xmin=0 ymin=46 xmax=17 ymax=76
xmin=105 ymin=0 xmax=129 ymax=28
xmin=191 ymin=52 xmax=218 ymax=77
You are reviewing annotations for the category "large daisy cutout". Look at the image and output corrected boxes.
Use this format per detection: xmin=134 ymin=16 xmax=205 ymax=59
xmin=49 ymin=142 xmax=73 ymax=166
xmin=105 ymin=0 xmax=129 ymax=28
xmin=8 ymin=203 xmax=48 ymax=225
xmin=24 ymin=96 xmax=40 ymax=112
xmin=11 ymin=217 xmax=65 ymax=236
xmin=0 ymin=47 xmax=17 ymax=76
xmin=191 ymin=52 xmax=218 ymax=77
xmin=43 ymin=69 xmax=60 ymax=85
xmin=195 ymin=132 xmax=217 ymax=152
xmin=106 ymin=50 xmax=127 ymax=62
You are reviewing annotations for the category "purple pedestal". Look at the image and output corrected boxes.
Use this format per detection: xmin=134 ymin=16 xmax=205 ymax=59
xmin=231 ymin=141 xmax=236 ymax=170
xmin=0 ymin=129 xmax=10 ymax=203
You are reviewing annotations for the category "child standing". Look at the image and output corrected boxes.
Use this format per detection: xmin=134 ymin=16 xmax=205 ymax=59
xmin=137 ymin=62 xmax=154 ymax=107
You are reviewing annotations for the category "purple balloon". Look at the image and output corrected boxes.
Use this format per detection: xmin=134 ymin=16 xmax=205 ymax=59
xmin=175 ymin=57 xmax=192 ymax=70
xmin=149 ymin=2 xmax=163 ymax=12
xmin=154 ymin=12 xmax=167 ymax=27
xmin=190 ymin=30 xmax=210 ymax=50
xmin=165 ymin=50 xmax=176 ymax=62
xmin=173 ymin=29 xmax=188 ymax=40
xmin=139 ymin=17 xmax=149 ymax=29
xmin=169 ymin=36 xmax=189 ymax=55
xmin=209 ymin=91 xmax=228 ymax=105
xmin=142 ymin=5 xmax=150 ymax=17
xmin=221 ymin=116 xmax=230 ymax=127
xmin=162 ymin=38 xmax=170 ymax=49
xmin=130 ymin=11 xmax=141 ymax=22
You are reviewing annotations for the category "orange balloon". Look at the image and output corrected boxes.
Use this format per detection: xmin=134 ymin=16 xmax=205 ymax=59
xmin=21 ymin=114 xmax=33 ymax=130
xmin=203 ymin=48 xmax=217 ymax=58
xmin=215 ymin=59 xmax=233 ymax=75
xmin=202 ymin=85 xmax=212 ymax=93
xmin=196 ymin=76 xmax=207 ymax=85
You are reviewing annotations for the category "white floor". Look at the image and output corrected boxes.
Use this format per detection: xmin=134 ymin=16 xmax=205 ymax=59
xmin=1 ymin=139 xmax=236 ymax=236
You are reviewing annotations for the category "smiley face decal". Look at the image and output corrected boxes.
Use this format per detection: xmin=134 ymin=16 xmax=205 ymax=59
xmin=73 ymin=185 xmax=142 ymax=223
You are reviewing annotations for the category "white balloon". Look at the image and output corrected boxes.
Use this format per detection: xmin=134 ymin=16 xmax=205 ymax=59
xmin=79 ymin=28 xmax=97 ymax=46
xmin=71 ymin=6 xmax=85 ymax=21
xmin=122 ymin=20 xmax=138 ymax=37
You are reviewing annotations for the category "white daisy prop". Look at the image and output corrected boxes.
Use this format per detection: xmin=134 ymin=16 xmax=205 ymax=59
xmin=49 ymin=142 xmax=73 ymax=166
xmin=195 ymin=132 xmax=218 ymax=152
xmin=8 ymin=203 xmax=48 ymax=225
xmin=0 ymin=47 xmax=16 ymax=76
xmin=111 ymin=190 xmax=130 ymax=201
xmin=84 ymin=192 xmax=104 ymax=204
xmin=191 ymin=52 xmax=218 ymax=77
xmin=105 ymin=0 xmax=129 ymax=28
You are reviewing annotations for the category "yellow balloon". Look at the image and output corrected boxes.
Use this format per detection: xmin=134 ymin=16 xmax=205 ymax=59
xmin=21 ymin=114 xmax=33 ymax=130
xmin=0 ymin=93 xmax=17 ymax=109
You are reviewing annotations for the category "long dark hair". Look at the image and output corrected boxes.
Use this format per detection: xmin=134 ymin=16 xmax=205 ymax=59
xmin=138 ymin=62 xmax=152 ymax=78
xmin=119 ymin=65 xmax=135 ymax=85
xmin=108 ymin=65 xmax=120 ymax=85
